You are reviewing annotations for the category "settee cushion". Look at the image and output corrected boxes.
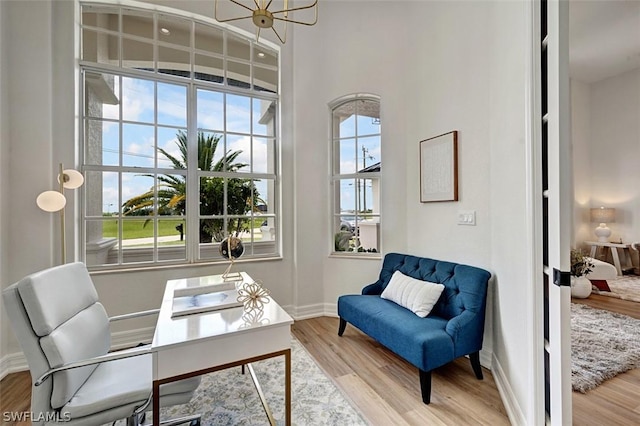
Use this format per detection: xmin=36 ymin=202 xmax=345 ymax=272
xmin=338 ymin=294 xmax=454 ymax=369
xmin=381 ymin=271 xmax=444 ymax=317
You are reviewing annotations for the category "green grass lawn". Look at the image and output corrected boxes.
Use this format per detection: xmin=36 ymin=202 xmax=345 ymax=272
xmin=101 ymin=218 xmax=265 ymax=240
xmin=102 ymin=219 xmax=185 ymax=239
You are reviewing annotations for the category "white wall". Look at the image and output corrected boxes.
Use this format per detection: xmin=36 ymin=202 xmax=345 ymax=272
xmin=589 ymin=68 xmax=640 ymax=244
xmin=571 ymin=68 xmax=640 ymax=258
xmin=571 ymin=79 xmax=593 ymax=247
xmin=487 ymin=2 xmax=535 ymax=423
xmin=0 ymin=0 xmax=9 ymax=373
xmin=0 ymin=0 xmax=296 ymax=361
xmin=294 ymin=1 xmax=534 ymax=423
xmin=1 ymin=1 xmax=538 ymax=422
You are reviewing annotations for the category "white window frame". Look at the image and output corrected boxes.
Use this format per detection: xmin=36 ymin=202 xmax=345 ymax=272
xmin=329 ymin=94 xmax=381 ymax=257
xmin=79 ymin=3 xmax=281 ymax=271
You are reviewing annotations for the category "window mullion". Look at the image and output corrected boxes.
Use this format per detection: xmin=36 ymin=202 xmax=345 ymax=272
xmin=186 ymin=83 xmax=199 ymax=263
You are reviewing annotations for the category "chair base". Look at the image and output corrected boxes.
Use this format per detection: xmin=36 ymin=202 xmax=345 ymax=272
xmin=138 ymin=414 xmax=201 ymax=426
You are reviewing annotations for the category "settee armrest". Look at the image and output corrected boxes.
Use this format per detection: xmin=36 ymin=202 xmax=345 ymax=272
xmin=362 ymin=281 xmax=383 ymax=295
xmin=445 ymin=310 xmax=485 ymax=355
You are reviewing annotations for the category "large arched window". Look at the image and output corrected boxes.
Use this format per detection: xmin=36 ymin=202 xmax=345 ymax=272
xmin=80 ymin=3 xmax=280 ymax=270
xmin=330 ymin=94 xmax=381 ymax=255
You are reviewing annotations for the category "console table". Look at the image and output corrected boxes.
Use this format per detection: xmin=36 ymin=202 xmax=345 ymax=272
xmin=151 ymin=273 xmax=293 ymax=425
xmin=585 ymin=241 xmax=635 ymax=276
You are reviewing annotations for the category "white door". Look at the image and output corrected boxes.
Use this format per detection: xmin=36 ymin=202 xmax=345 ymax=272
xmin=538 ymin=0 xmax=572 ymax=424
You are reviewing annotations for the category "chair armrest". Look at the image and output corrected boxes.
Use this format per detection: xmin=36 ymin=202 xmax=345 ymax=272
xmin=35 ymin=345 xmax=152 ymax=386
xmin=362 ymin=281 xmax=382 ymax=295
xmin=109 ymin=308 xmax=160 ymax=322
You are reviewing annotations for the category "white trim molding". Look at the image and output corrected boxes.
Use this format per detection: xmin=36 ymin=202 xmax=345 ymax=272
xmin=492 ymin=353 xmax=526 ymax=426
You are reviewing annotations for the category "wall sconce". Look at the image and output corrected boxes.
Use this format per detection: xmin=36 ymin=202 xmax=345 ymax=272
xmin=590 ymin=206 xmax=615 ymax=243
xmin=36 ymin=163 xmax=84 ymax=264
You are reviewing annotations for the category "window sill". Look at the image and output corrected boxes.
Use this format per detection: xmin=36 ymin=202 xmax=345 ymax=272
xmin=329 ymin=252 xmax=382 ymax=260
xmin=88 ymin=255 xmax=283 ymax=275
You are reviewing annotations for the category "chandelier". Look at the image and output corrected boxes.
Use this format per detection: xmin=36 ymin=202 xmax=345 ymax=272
xmin=215 ymin=0 xmax=318 ymax=44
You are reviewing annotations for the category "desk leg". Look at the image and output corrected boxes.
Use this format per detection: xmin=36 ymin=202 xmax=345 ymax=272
xmin=246 ymin=349 xmax=291 ymax=425
xmin=611 ymin=248 xmax=623 ymax=276
xmin=153 ymin=380 xmax=160 ymax=425
xmin=285 ymin=348 xmax=291 ymax=425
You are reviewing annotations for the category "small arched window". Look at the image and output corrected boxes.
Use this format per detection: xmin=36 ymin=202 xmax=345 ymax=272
xmin=330 ymin=94 xmax=381 ymax=255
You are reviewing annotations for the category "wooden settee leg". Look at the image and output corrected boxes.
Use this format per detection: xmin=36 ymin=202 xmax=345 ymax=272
xmin=338 ymin=318 xmax=347 ymax=336
xmin=470 ymin=351 xmax=483 ymax=380
xmin=419 ymin=369 xmax=431 ymax=404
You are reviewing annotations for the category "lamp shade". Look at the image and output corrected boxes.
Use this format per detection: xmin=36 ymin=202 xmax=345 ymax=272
xmin=590 ymin=207 xmax=615 ymax=223
xmin=59 ymin=168 xmax=84 ymax=189
xmin=36 ymin=190 xmax=66 ymax=212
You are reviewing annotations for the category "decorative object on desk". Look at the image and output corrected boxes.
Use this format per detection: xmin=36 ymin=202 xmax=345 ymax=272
xmin=590 ymin=206 xmax=616 ymax=242
xmin=571 ymin=303 xmax=640 ymax=393
xmin=133 ymin=338 xmax=367 ymax=426
xmin=36 ymin=163 xmax=84 ymax=264
xmin=570 ymin=249 xmax=594 ymax=298
xmin=240 ymin=309 xmax=271 ymax=328
xmin=172 ymin=287 xmax=243 ymax=317
xmin=237 ymin=280 xmax=271 ymax=312
xmin=219 ymin=235 xmax=244 ymax=280
xmin=420 ymin=130 xmax=458 ymax=203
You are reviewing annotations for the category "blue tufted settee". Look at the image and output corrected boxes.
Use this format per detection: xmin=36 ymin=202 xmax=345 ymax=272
xmin=337 ymin=253 xmax=491 ymax=404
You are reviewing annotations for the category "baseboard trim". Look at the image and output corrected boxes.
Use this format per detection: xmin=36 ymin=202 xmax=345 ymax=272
xmin=492 ymin=353 xmax=526 ymax=425
xmin=0 ymin=352 xmax=29 ymax=380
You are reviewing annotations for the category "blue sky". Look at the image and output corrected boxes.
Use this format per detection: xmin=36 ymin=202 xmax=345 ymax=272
xmin=92 ymin=75 xmax=379 ymax=216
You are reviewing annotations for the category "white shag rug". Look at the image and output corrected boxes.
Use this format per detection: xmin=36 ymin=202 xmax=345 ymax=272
xmin=571 ymin=303 xmax=640 ymax=393
xmin=591 ymin=275 xmax=640 ymax=303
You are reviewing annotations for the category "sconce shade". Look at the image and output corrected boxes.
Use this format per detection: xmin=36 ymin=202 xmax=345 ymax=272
xmin=59 ymin=169 xmax=84 ymax=189
xmin=36 ymin=190 xmax=66 ymax=212
xmin=590 ymin=207 xmax=615 ymax=223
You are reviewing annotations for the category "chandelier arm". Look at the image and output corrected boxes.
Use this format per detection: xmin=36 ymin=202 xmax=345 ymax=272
xmin=215 ymin=14 xmax=254 ymax=24
xmin=214 ymin=0 xmax=254 ymax=22
xmin=230 ymin=0 xmax=257 ymax=12
xmin=256 ymin=26 xmax=262 ymax=42
xmin=271 ymin=0 xmax=318 ymax=15
xmin=272 ymin=15 xmax=318 ymax=26
xmin=271 ymin=26 xmax=286 ymax=44
xmin=265 ymin=0 xmax=274 ymax=10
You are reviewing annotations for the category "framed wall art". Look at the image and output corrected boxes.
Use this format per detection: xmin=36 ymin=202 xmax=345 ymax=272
xmin=419 ymin=130 xmax=458 ymax=202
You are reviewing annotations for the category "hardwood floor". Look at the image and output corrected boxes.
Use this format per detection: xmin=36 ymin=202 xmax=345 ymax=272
xmin=2 ymin=302 xmax=637 ymax=425
xmin=572 ymin=293 xmax=640 ymax=425
xmin=0 ymin=317 xmax=509 ymax=426
xmin=292 ymin=317 xmax=510 ymax=425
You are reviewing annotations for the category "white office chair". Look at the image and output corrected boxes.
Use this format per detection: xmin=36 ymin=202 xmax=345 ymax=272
xmin=2 ymin=262 xmax=201 ymax=425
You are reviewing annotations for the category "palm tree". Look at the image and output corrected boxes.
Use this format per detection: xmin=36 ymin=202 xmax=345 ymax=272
xmin=122 ymin=131 xmax=259 ymax=243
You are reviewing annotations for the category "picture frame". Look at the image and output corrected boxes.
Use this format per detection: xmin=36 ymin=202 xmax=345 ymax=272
xmin=419 ymin=131 xmax=458 ymax=202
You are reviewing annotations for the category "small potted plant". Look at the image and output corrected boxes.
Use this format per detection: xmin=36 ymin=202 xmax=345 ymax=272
xmin=570 ymin=249 xmax=594 ymax=298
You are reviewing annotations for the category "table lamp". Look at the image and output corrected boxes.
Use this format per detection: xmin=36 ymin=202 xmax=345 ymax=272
xmin=590 ymin=206 xmax=615 ymax=243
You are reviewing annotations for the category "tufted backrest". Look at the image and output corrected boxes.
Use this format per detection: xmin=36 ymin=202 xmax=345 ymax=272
xmin=2 ymin=262 xmax=111 ymax=415
xmin=377 ymin=253 xmax=491 ymax=320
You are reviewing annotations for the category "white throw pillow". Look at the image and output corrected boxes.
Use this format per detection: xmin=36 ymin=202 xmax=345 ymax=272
xmin=380 ymin=271 xmax=445 ymax=317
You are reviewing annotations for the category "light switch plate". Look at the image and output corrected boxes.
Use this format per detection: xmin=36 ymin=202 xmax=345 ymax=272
xmin=457 ymin=210 xmax=476 ymax=226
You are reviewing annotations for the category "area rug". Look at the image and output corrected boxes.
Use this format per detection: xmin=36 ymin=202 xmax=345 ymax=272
xmin=591 ymin=275 xmax=640 ymax=303
xmin=143 ymin=338 xmax=367 ymax=425
xmin=571 ymin=303 xmax=640 ymax=393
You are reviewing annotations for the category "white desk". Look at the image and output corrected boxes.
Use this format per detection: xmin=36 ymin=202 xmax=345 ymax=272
xmin=585 ymin=241 xmax=635 ymax=276
xmin=151 ymin=273 xmax=293 ymax=425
